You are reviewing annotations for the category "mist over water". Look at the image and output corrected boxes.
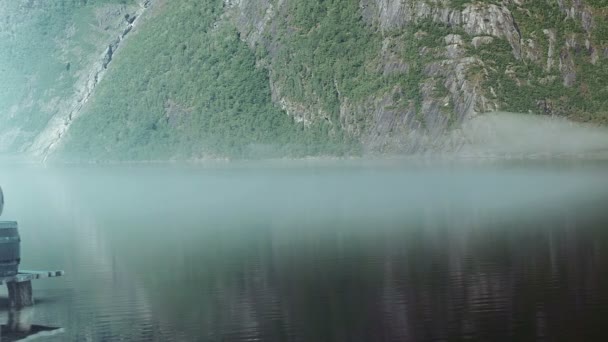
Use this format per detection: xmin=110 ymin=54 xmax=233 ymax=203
xmin=0 ymin=158 xmax=607 ymax=341
xmin=455 ymin=112 xmax=608 ymax=157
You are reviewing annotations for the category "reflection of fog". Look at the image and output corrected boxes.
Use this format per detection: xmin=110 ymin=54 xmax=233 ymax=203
xmin=166 ymin=197 xmax=608 ymax=341
xmin=1 ymin=162 xmax=607 ymax=341
xmin=374 ymin=204 xmax=608 ymax=341
xmin=1 ymin=168 xmax=166 ymax=341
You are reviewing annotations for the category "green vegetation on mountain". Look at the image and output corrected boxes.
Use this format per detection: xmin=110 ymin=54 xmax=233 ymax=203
xmin=61 ymin=0 xmax=358 ymax=160
xmin=273 ymin=1 xmax=384 ymax=120
xmin=477 ymin=0 xmax=608 ymax=123
xmin=0 ymin=0 xmax=138 ymax=149
xmin=0 ymin=0 xmax=606 ymax=160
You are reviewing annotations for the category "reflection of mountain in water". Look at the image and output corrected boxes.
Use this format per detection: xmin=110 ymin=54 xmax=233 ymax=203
xmin=2 ymin=169 xmax=169 ymax=341
xmin=2 ymin=163 xmax=608 ymax=341
xmin=133 ymin=196 xmax=608 ymax=341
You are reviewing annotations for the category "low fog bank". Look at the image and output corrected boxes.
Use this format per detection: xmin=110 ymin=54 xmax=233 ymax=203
xmin=451 ymin=112 xmax=608 ymax=158
xmin=4 ymin=112 xmax=608 ymax=163
xmin=0 ymin=154 xmax=35 ymax=165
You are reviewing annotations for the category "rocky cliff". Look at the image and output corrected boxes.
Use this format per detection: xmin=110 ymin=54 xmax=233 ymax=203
xmin=0 ymin=0 xmax=146 ymax=154
xmin=224 ymin=0 xmax=608 ymax=153
xmin=0 ymin=0 xmax=606 ymax=160
xmin=29 ymin=0 xmax=152 ymax=160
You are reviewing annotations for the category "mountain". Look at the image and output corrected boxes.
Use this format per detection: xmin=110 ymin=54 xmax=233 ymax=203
xmin=0 ymin=0 xmax=606 ymax=160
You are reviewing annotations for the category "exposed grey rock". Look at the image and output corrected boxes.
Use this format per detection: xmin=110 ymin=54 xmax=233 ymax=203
xmin=461 ymin=3 xmax=521 ymax=59
xmin=543 ymin=29 xmax=556 ymax=72
xmin=126 ymin=15 xmax=136 ymax=24
xmin=24 ymin=0 xmax=584 ymax=157
xmin=270 ymin=79 xmax=325 ymax=126
xmin=360 ymin=1 xmax=523 ymax=58
xmin=360 ymin=0 xmax=463 ymax=30
xmin=559 ymin=46 xmax=577 ymax=87
xmin=581 ymin=9 xmax=593 ymax=32
xmin=588 ymin=38 xmax=599 ymax=64
xmin=444 ymin=34 xmax=463 ymax=45
xmin=380 ymin=37 xmax=410 ymax=75
xmin=471 ymin=36 xmax=494 ymax=49
xmin=222 ymin=0 xmax=513 ymax=153
xmin=522 ymin=38 xmax=542 ymax=62
xmin=445 ymin=43 xmax=464 ymax=59
xmin=102 ymin=40 xmax=118 ymax=69
xmin=122 ymin=25 xmax=133 ymax=38
xmin=562 ymin=0 xmax=594 ymax=34
xmin=224 ymin=0 xmax=241 ymax=8
xmin=223 ymin=0 xmax=274 ymax=48
xmin=444 ymin=34 xmax=465 ymax=59
xmin=30 ymin=1 xmax=154 ymax=159
xmin=340 ymin=87 xmax=424 ymax=153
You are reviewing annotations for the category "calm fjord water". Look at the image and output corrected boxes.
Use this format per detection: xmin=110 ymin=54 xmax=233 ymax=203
xmin=1 ymin=159 xmax=608 ymax=341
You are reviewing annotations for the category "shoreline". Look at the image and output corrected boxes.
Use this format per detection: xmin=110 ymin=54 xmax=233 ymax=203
xmin=2 ymin=152 xmax=608 ymax=169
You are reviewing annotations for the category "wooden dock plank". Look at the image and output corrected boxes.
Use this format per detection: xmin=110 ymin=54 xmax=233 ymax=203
xmin=0 ymin=270 xmax=65 ymax=285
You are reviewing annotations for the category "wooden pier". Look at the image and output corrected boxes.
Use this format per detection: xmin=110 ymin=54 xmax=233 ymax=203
xmin=0 ymin=189 xmax=65 ymax=308
xmin=0 ymin=270 xmax=65 ymax=308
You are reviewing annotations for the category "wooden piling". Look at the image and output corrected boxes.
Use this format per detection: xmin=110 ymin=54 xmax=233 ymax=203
xmin=0 ymin=271 xmax=64 ymax=308
xmin=7 ymin=281 xmax=33 ymax=308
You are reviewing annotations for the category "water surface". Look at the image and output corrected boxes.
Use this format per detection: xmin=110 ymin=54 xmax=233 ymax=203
xmin=0 ymin=159 xmax=607 ymax=341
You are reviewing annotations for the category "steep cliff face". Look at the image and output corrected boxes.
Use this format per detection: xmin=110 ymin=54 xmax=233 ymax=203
xmin=0 ymin=0 xmax=145 ymax=154
xmin=29 ymin=0 xmax=152 ymax=160
xmin=1 ymin=0 xmax=606 ymax=160
xmin=52 ymin=1 xmax=356 ymax=161
xmin=223 ymin=0 xmax=608 ymax=154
